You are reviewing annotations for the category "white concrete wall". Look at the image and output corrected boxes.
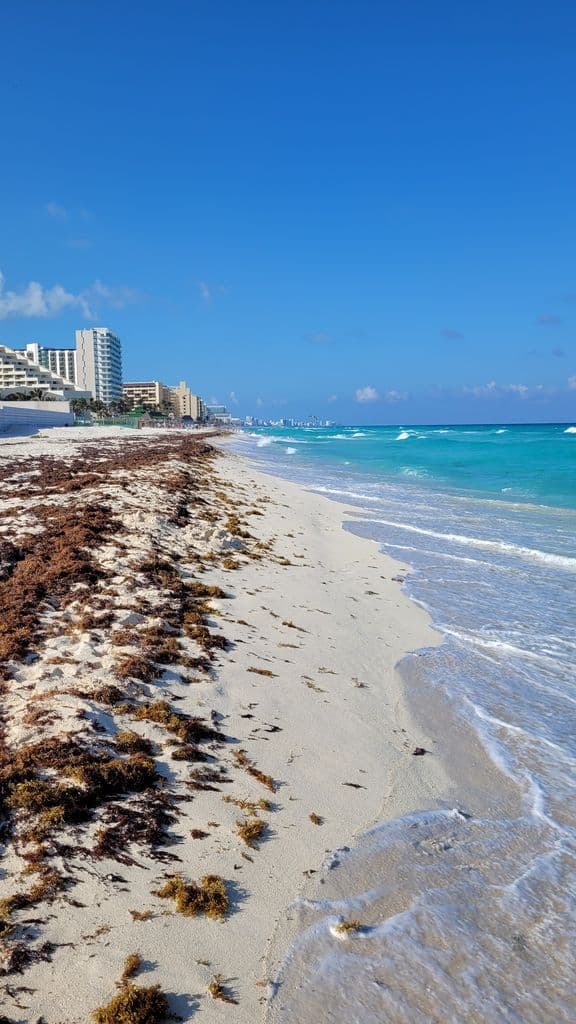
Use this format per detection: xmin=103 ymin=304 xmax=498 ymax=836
xmin=0 ymin=400 xmax=73 ymax=434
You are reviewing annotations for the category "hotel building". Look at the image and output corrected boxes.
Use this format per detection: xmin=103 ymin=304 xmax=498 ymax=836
xmin=75 ymin=327 xmax=122 ymax=403
xmin=122 ymin=380 xmax=174 ymax=414
xmin=0 ymin=343 xmax=87 ymax=399
xmin=171 ymin=380 xmax=206 ymax=421
xmin=123 ymin=379 xmax=206 ymax=421
xmin=22 ymin=343 xmax=77 ymax=384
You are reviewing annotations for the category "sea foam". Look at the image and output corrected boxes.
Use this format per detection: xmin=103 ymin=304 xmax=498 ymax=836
xmin=369 ymin=518 xmax=576 ymax=570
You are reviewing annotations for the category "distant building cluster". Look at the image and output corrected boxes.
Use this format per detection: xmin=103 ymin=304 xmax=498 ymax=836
xmin=122 ymin=380 xmax=207 ymax=422
xmin=244 ymin=416 xmax=335 ymax=427
xmin=0 ymin=329 xmax=228 ymax=425
xmin=0 ymin=330 xmax=328 ymax=429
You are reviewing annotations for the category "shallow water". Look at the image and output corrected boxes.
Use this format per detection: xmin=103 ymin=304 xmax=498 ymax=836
xmin=231 ymin=424 xmax=576 ymax=1023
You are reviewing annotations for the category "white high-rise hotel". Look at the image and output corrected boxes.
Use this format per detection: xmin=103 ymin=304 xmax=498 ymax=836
xmin=75 ymin=328 xmax=122 ymax=403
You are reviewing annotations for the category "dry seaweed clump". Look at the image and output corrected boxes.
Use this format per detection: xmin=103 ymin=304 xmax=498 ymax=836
xmin=332 ymin=918 xmax=362 ymax=938
xmin=115 ymin=654 xmax=157 ymax=684
xmin=134 ymin=700 xmax=223 ymax=745
xmin=130 ymin=910 xmax=154 ymax=921
xmin=208 ymin=975 xmax=238 ymax=1004
xmin=0 ymin=502 xmax=117 ymax=664
xmin=92 ymin=684 xmax=125 ymax=705
xmin=68 ymin=753 xmax=158 ymax=795
xmin=222 ymin=795 xmax=272 ymax=814
xmin=121 ymin=952 xmax=143 ymax=983
xmin=3 ymin=739 xmax=158 ymax=816
xmin=233 ymin=749 xmax=276 ymax=792
xmin=93 ymin=792 xmax=177 ymax=863
xmin=155 ymin=873 xmax=228 ymax=920
xmin=91 ymin=982 xmax=170 ymax=1024
xmin=114 ymin=731 xmax=155 ymax=755
xmin=235 ymin=816 xmax=266 ymax=848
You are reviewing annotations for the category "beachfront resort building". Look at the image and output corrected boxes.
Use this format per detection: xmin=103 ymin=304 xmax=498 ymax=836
xmin=122 ymin=380 xmax=174 ymax=414
xmin=0 ymin=343 xmax=87 ymax=399
xmin=21 ymin=343 xmax=77 ymax=385
xmin=123 ymin=379 xmax=206 ymax=421
xmin=171 ymin=381 xmax=206 ymax=421
xmin=75 ymin=327 xmax=122 ymax=403
xmin=206 ymin=404 xmax=232 ymax=424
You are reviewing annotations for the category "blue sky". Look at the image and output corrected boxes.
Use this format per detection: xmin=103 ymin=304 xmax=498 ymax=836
xmin=1 ymin=0 xmax=575 ymax=423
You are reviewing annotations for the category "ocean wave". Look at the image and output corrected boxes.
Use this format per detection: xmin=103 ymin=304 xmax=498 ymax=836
xmin=564 ymin=426 xmax=576 ymax=434
xmin=256 ymin=437 xmax=274 ymax=447
xmin=369 ymin=518 xmax=576 ymax=571
xmin=442 ymin=628 xmax=573 ymax=673
xmin=501 ymin=487 xmax=536 ymax=498
xmin=396 ymin=430 xmax=410 ymax=440
xmin=285 ymin=447 xmax=297 ymax=455
xmin=313 ymin=485 xmax=382 ymax=502
xmin=326 ymin=433 xmax=367 ymax=440
xmin=378 ymin=540 xmax=497 ymax=568
xmin=466 ymin=701 xmax=576 ymax=780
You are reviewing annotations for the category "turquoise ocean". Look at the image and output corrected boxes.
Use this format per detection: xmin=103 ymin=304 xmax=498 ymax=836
xmin=231 ymin=423 xmax=576 ymax=1023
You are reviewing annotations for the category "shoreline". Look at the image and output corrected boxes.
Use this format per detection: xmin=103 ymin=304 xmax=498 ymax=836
xmin=217 ymin=439 xmax=525 ymax=1023
xmin=0 ymin=426 xmax=496 ymax=1023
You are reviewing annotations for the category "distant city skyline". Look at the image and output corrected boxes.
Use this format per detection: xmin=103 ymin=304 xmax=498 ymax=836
xmin=0 ymin=2 xmax=575 ymax=424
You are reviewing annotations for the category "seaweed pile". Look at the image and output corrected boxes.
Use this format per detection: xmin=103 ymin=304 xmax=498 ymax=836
xmin=0 ymin=432 xmax=277 ymax=1013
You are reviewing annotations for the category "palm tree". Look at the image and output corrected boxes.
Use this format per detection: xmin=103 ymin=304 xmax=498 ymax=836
xmin=108 ymin=398 xmax=129 ymax=416
xmin=1 ymin=391 xmax=30 ymax=401
xmin=71 ymin=398 xmax=90 ymax=413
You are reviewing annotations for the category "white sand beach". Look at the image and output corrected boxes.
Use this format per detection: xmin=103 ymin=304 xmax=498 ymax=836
xmin=0 ymin=427 xmax=445 ymax=1023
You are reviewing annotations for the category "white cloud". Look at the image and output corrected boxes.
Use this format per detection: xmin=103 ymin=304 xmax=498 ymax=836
xmin=464 ymin=380 xmax=533 ymax=399
xmin=328 ymin=394 xmax=338 ymax=402
xmin=196 ymin=280 xmax=226 ymax=304
xmin=568 ymin=375 xmax=576 ymax=390
xmin=463 ymin=380 xmax=498 ymax=397
xmin=355 ymin=385 xmax=380 ymax=403
xmin=255 ymin=397 xmax=264 ymax=408
xmin=197 ymin=281 xmax=212 ymax=303
xmin=384 ymin=389 xmax=408 ymax=402
xmin=46 ymin=201 xmax=68 ymax=219
xmin=0 ymin=270 xmax=142 ymax=321
xmin=229 ymin=391 xmax=239 ymax=405
xmin=0 ymin=270 xmax=92 ymax=319
xmin=89 ymin=279 xmax=142 ymax=308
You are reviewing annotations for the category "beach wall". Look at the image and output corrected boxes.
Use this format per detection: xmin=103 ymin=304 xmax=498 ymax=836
xmin=0 ymin=399 xmax=73 ymax=433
